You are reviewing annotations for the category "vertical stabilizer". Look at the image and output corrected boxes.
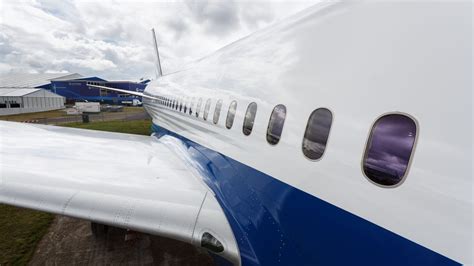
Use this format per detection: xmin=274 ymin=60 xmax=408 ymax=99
xmin=151 ymin=28 xmax=163 ymax=78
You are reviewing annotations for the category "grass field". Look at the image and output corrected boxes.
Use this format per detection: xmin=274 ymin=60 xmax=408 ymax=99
xmin=0 ymin=118 xmax=152 ymax=265
xmin=0 ymin=106 xmax=144 ymax=122
xmin=0 ymin=206 xmax=54 ymax=265
xmin=62 ymin=119 xmax=152 ymax=135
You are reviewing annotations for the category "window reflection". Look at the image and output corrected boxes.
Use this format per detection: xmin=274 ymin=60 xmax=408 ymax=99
xmin=226 ymin=101 xmax=237 ymax=129
xmin=203 ymin=99 xmax=211 ymax=121
xmin=363 ymin=114 xmax=417 ymax=186
xmin=267 ymin=104 xmax=286 ymax=145
xmin=189 ymin=98 xmax=194 ymax=115
xmin=243 ymin=102 xmax=257 ymax=136
xmin=213 ymin=100 xmax=223 ymax=124
xmin=196 ymin=98 xmax=202 ymax=118
xmin=302 ymin=108 xmax=332 ymax=160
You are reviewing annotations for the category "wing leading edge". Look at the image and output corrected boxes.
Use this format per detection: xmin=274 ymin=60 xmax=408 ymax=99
xmin=0 ymin=121 xmax=240 ymax=265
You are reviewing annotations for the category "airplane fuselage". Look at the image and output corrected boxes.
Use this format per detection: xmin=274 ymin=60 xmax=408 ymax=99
xmin=141 ymin=2 xmax=471 ymax=265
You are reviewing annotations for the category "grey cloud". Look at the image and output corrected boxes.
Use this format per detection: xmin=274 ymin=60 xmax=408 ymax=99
xmin=167 ymin=17 xmax=189 ymax=41
xmin=36 ymin=0 xmax=78 ymax=21
xmin=1 ymin=0 xmax=316 ymax=80
xmin=240 ymin=2 xmax=275 ymax=29
xmin=0 ymin=32 xmax=15 ymax=57
xmin=185 ymin=0 xmax=240 ymax=36
xmin=36 ymin=0 xmax=86 ymax=34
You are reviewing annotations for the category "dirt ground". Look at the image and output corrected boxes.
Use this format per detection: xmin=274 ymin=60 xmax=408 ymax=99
xmin=29 ymin=216 xmax=215 ymax=266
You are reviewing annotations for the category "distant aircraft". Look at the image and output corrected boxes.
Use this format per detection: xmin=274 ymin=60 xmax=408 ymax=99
xmin=0 ymin=2 xmax=471 ymax=265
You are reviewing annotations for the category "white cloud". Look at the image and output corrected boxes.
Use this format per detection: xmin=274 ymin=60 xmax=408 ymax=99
xmin=0 ymin=0 xmax=318 ymax=80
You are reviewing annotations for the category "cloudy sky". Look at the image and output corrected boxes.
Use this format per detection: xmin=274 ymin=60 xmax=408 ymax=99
xmin=0 ymin=0 xmax=317 ymax=80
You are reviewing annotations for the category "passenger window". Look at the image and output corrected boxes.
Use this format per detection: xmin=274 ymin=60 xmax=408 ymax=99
xmin=243 ymin=102 xmax=257 ymax=136
xmin=203 ymin=99 xmax=211 ymax=121
xmin=302 ymin=108 xmax=333 ymax=160
xmin=226 ymin=101 xmax=237 ymax=129
xmin=184 ymin=100 xmax=187 ymax=113
xmin=189 ymin=99 xmax=194 ymax=115
xmin=267 ymin=104 xmax=286 ymax=145
xmin=363 ymin=114 xmax=417 ymax=187
xmin=196 ymin=98 xmax=202 ymax=117
xmin=213 ymin=99 xmax=223 ymax=124
xmin=179 ymin=101 xmax=183 ymax=112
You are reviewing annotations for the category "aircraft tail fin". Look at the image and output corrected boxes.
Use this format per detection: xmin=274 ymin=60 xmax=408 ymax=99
xmin=151 ymin=28 xmax=163 ymax=78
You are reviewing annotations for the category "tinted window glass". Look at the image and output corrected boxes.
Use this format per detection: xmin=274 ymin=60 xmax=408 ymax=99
xmin=363 ymin=114 xmax=417 ymax=186
xmin=302 ymin=108 xmax=333 ymax=160
xmin=203 ymin=99 xmax=211 ymax=121
xmin=196 ymin=98 xmax=202 ymax=117
xmin=243 ymin=102 xmax=257 ymax=136
xmin=189 ymin=99 xmax=194 ymax=115
xmin=179 ymin=101 xmax=183 ymax=112
xmin=267 ymin=104 xmax=286 ymax=145
xmin=184 ymin=101 xmax=187 ymax=113
xmin=226 ymin=101 xmax=237 ymax=129
xmin=213 ymin=99 xmax=223 ymax=124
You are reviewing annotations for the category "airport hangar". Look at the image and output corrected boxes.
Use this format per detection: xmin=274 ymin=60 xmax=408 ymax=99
xmin=0 ymin=73 xmax=148 ymax=115
xmin=49 ymin=76 xmax=148 ymax=104
xmin=0 ymin=73 xmax=80 ymax=116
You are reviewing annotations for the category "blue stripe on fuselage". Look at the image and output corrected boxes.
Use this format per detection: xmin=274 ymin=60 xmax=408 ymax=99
xmin=152 ymin=123 xmax=459 ymax=266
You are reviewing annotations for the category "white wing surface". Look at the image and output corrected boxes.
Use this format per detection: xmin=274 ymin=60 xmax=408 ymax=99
xmin=0 ymin=121 xmax=239 ymax=265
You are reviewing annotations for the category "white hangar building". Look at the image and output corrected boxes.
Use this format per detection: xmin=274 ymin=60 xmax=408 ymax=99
xmin=0 ymin=73 xmax=81 ymax=116
xmin=0 ymin=88 xmax=66 ymax=116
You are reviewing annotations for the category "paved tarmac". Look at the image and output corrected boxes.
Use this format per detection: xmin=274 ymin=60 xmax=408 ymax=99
xmin=29 ymin=216 xmax=214 ymax=266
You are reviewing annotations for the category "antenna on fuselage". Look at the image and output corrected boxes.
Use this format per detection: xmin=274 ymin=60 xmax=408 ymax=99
xmin=151 ymin=28 xmax=163 ymax=78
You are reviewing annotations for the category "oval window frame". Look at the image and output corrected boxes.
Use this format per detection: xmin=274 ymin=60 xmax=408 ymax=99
xmin=242 ymin=102 xmax=258 ymax=136
xmin=213 ymin=99 xmax=223 ymax=124
xmin=301 ymin=107 xmax=334 ymax=161
xmin=203 ymin=99 xmax=212 ymax=121
xmin=196 ymin=98 xmax=203 ymax=118
xmin=226 ymin=100 xmax=238 ymax=129
xmin=361 ymin=112 xmax=419 ymax=188
xmin=266 ymin=104 xmax=287 ymax=145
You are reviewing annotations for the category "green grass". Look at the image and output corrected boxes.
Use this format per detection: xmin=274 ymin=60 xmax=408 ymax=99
xmin=62 ymin=119 xmax=152 ymax=135
xmin=0 ymin=205 xmax=54 ymax=265
xmin=0 ymin=109 xmax=67 ymax=121
xmin=0 ymin=119 xmax=152 ymax=265
xmin=0 ymin=106 xmax=144 ymax=122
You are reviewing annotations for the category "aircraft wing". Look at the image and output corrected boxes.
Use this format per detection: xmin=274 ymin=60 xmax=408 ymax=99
xmin=0 ymin=121 xmax=239 ymax=265
xmin=88 ymin=84 xmax=155 ymax=99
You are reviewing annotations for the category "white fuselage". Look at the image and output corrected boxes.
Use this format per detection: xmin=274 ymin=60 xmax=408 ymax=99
xmin=142 ymin=2 xmax=471 ymax=264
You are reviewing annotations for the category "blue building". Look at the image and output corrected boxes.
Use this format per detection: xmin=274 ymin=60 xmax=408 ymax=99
xmin=50 ymin=76 xmax=149 ymax=104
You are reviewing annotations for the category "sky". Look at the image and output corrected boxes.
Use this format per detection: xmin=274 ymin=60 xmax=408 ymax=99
xmin=0 ymin=0 xmax=318 ymax=81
